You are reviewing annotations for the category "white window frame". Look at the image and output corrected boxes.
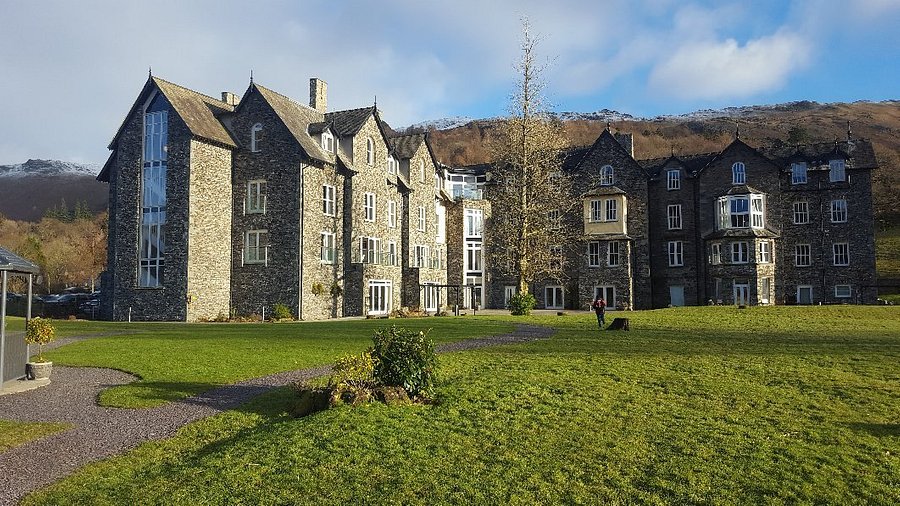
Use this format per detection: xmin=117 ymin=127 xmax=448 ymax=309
xmin=387 ymin=200 xmax=397 ymax=228
xmin=751 ymin=196 xmax=765 ymax=228
xmin=600 ymin=165 xmax=615 ymax=186
xmin=465 ymin=241 xmax=483 ymax=272
xmin=359 ymin=236 xmax=381 ymax=264
xmin=244 ymin=229 xmax=268 ymax=266
xmin=732 ymin=162 xmax=746 ymax=185
xmin=607 ymin=241 xmax=620 ymax=267
xmin=758 ymin=241 xmax=772 ymax=263
xmin=322 ymin=184 xmax=335 ymax=216
xmin=831 ymin=199 xmax=848 ymax=223
xmin=246 ymin=179 xmax=267 ymax=214
xmin=795 ymin=244 xmax=811 ymax=267
xmin=717 ymin=194 xmax=764 ymax=230
xmin=793 ymin=201 xmax=809 ymax=225
xmin=544 ymin=285 xmax=564 ymax=309
xmin=364 ymin=192 xmax=376 ymax=222
xmin=367 ymin=280 xmax=392 ymax=315
xmin=667 ymin=169 xmax=680 ymax=190
xmin=366 ymin=137 xmax=375 ymax=166
xmin=387 ymin=155 xmax=397 ymax=175
xmin=588 ymin=241 xmax=602 ymax=267
xmin=834 ymin=285 xmax=852 ymax=298
xmin=731 ymin=241 xmax=749 ymax=264
xmin=667 ymin=204 xmax=682 ymax=230
xmin=833 ymin=243 xmax=850 ymax=266
xmin=668 ymin=241 xmax=683 ymax=267
xmin=417 ymin=206 xmax=426 ymax=232
xmin=605 ymin=199 xmax=618 ymax=221
xmin=321 ymin=130 xmax=334 ymax=153
xmin=791 ymin=162 xmax=807 ymax=185
xmin=710 ymin=243 xmax=721 ymax=265
xmin=251 ymin=123 xmax=263 ymax=153
xmin=387 ymin=241 xmax=397 ymax=266
xmin=412 ymin=245 xmax=429 ymax=268
xmin=761 ymin=278 xmax=771 ymax=304
xmin=320 ymin=231 xmax=335 ymax=264
xmin=829 ymin=159 xmax=846 ymax=182
xmin=464 ymin=208 xmax=483 ymax=237
xmin=589 ymin=199 xmax=603 ymax=222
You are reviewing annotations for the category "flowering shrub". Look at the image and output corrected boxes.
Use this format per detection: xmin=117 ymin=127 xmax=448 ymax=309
xmin=25 ymin=317 xmax=56 ymax=362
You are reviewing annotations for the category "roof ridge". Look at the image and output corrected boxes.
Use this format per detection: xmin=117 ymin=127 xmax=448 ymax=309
xmin=152 ymin=76 xmax=229 ymax=107
xmin=327 ymin=105 xmax=376 ymax=115
xmin=253 ymin=82 xmax=319 ymax=113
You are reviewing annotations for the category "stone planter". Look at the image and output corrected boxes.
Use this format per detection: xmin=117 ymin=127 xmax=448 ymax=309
xmin=26 ymin=361 xmax=53 ymax=380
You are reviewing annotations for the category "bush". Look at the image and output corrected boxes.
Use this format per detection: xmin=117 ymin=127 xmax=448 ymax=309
xmin=331 ymin=351 xmax=375 ymax=390
xmin=371 ymin=326 xmax=436 ymax=398
xmin=508 ymin=292 xmax=536 ymax=316
xmin=272 ymin=303 xmax=293 ymax=321
xmin=25 ymin=317 xmax=56 ymax=362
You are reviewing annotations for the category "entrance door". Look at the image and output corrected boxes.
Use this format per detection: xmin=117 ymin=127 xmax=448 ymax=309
xmin=504 ymin=286 xmax=516 ymax=307
xmin=594 ymin=286 xmax=616 ymax=310
xmin=797 ymin=285 xmax=813 ymax=305
xmin=423 ymin=283 xmax=438 ymax=311
xmin=545 ymin=286 xmax=564 ymax=309
xmin=669 ymin=285 xmax=685 ymax=306
xmin=733 ymin=283 xmax=749 ymax=306
xmin=368 ymin=280 xmax=392 ymax=315
xmin=465 ymin=276 xmax=482 ymax=309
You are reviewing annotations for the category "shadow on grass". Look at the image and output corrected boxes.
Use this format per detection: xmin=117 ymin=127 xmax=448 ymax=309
xmin=844 ymin=422 xmax=900 ymax=437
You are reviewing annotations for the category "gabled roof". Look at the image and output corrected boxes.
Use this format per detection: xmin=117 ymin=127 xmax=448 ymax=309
xmin=325 ymin=107 xmax=375 ymax=137
xmin=639 ymin=152 xmax=719 ymax=177
xmin=249 ymin=83 xmax=334 ymax=164
xmin=759 ymin=139 xmax=878 ymax=170
xmin=389 ymin=132 xmax=441 ymax=170
xmin=0 ymin=246 xmax=40 ymax=274
xmin=572 ymin=129 xmax=650 ymax=177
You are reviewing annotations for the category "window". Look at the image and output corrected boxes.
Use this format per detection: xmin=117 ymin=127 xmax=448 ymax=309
xmin=387 ymin=200 xmax=397 ymax=228
xmin=710 ymin=243 xmax=721 ymax=265
xmin=450 ymin=174 xmax=485 ymax=200
xmin=417 ymin=206 xmax=426 ymax=232
xmin=545 ymin=286 xmax=564 ymax=309
xmin=246 ymin=180 xmax=267 ymax=214
xmin=364 ymin=192 xmax=375 ymax=222
xmin=549 ymin=244 xmax=563 ymax=270
xmin=667 ymin=204 xmax=682 ymax=230
xmin=322 ymin=185 xmax=335 ymax=216
xmin=412 ymin=245 xmax=429 ymax=268
xmin=751 ymin=196 xmax=764 ymax=228
xmin=829 ymin=159 xmax=846 ymax=182
xmin=793 ymin=201 xmax=809 ymax=224
xmin=465 ymin=241 xmax=482 ymax=272
xmin=139 ymin=97 xmax=168 ymax=288
xmin=730 ymin=197 xmax=749 ymax=228
xmin=387 ymin=155 xmax=397 ymax=175
xmin=244 ymin=230 xmax=268 ymax=265
xmin=668 ymin=241 xmax=683 ymax=267
xmin=436 ymin=203 xmax=446 ymax=243
xmin=435 ymin=172 xmax=442 ymax=191
xmin=366 ymin=137 xmax=375 ymax=165
xmin=548 ymin=209 xmax=561 ymax=230
xmin=732 ymin=162 xmax=746 ymax=185
xmin=605 ymin=199 xmax=618 ymax=221
xmin=588 ymin=241 xmax=602 ymax=267
xmin=251 ymin=123 xmax=263 ymax=152
xmin=791 ymin=162 xmax=807 ymax=184
xmin=464 ymin=209 xmax=483 ymax=237
xmin=419 ymin=160 xmax=426 ymax=182
xmin=795 ymin=244 xmax=811 ymax=267
xmin=590 ymin=199 xmax=603 ymax=222
xmin=600 ymin=165 xmax=615 ymax=186
xmin=320 ymin=232 xmax=335 ymax=263
xmin=368 ymin=280 xmax=391 ymax=315
xmin=831 ymin=199 xmax=848 ymax=223
xmin=387 ymin=241 xmax=397 ymax=266
xmin=717 ymin=195 xmax=765 ymax=229
xmin=321 ymin=130 xmax=334 ymax=152
xmin=730 ymin=241 xmax=749 ymax=264
xmin=667 ymin=169 xmax=680 ymax=190
xmin=758 ymin=241 xmax=772 ymax=263
xmin=607 ymin=241 xmax=620 ymax=266
xmin=833 ymin=243 xmax=850 ymax=266
xmin=761 ymin=278 xmax=771 ymax=304
xmin=835 ymin=285 xmax=852 ymax=298
xmin=359 ymin=236 xmax=380 ymax=264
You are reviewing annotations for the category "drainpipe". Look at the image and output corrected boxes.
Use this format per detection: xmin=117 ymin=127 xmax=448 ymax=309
xmin=298 ymin=161 xmax=305 ymax=321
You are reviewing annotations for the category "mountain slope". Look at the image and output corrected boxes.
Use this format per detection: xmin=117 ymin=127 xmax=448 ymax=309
xmin=0 ymin=159 xmax=107 ymax=221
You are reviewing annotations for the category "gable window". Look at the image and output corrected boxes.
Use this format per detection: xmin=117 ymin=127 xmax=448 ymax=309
xmin=795 ymin=244 xmax=811 ymax=267
xmin=139 ymin=95 xmax=168 ymax=288
xmin=387 ymin=200 xmax=397 ymax=228
xmin=605 ymin=199 xmax=618 ymax=221
xmin=590 ymin=199 xmax=603 ymax=222
xmin=710 ymin=243 xmax=721 ymax=265
xmin=607 ymin=241 xmax=620 ymax=266
xmin=464 ymin=208 xmax=483 ymax=237
xmin=364 ymin=192 xmax=375 ymax=222
xmin=387 ymin=155 xmax=397 ymax=175
xmin=791 ymin=162 xmax=807 ymax=184
xmin=588 ymin=241 xmax=602 ymax=267
xmin=359 ymin=236 xmax=380 ymax=264
xmin=321 ymin=130 xmax=334 ymax=152
xmin=667 ymin=204 xmax=682 ymax=230
xmin=831 ymin=199 xmax=848 ymax=223
xmin=793 ymin=201 xmax=809 ymax=224
xmin=246 ymin=180 xmax=267 ymax=214
xmin=833 ymin=243 xmax=850 ymax=266
xmin=600 ymin=165 xmax=615 ymax=186
xmin=320 ymin=232 xmax=335 ymax=263
xmin=548 ymin=209 xmax=561 ymax=230
xmin=717 ymin=195 xmax=764 ymax=229
xmin=829 ymin=159 xmax=846 ymax=182
xmin=322 ymin=185 xmax=335 ymax=216
xmin=244 ymin=230 xmax=268 ymax=265
xmin=668 ymin=241 xmax=683 ymax=267
xmin=731 ymin=241 xmax=749 ymax=264
xmin=417 ymin=206 xmax=426 ymax=232
xmin=732 ymin=162 xmax=746 ymax=185
xmin=758 ymin=241 xmax=772 ymax=263
xmin=835 ymin=285 xmax=852 ymax=298
xmin=667 ymin=169 xmax=681 ymax=190
xmin=251 ymin=123 xmax=263 ymax=152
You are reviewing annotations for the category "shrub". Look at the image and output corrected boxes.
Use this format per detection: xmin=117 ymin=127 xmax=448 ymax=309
xmin=508 ymin=292 xmax=536 ymax=316
xmin=272 ymin=303 xmax=293 ymax=321
xmin=371 ymin=326 xmax=436 ymax=398
xmin=331 ymin=351 xmax=375 ymax=390
xmin=25 ymin=317 xmax=56 ymax=362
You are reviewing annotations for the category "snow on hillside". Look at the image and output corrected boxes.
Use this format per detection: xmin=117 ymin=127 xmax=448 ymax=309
xmin=403 ymin=116 xmax=476 ymax=131
xmin=0 ymin=159 xmax=100 ymax=178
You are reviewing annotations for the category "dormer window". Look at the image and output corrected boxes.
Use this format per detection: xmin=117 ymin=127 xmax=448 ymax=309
xmin=366 ymin=137 xmax=375 ymax=165
xmin=791 ymin=162 xmax=807 ymax=184
xmin=387 ymin=155 xmax=397 ymax=175
xmin=600 ymin=165 xmax=615 ymax=186
xmin=251 ymin=123 xmax=263 ymax=152
xmin=667 ymin=169 xmax=680 ymax=190
xmin=829 ymin=159 xmax=846 ymax=182
xmin=732 ymin=162 xmax=746 ymax=185
xmin=321 ymin=130 xmax=334 ymax=153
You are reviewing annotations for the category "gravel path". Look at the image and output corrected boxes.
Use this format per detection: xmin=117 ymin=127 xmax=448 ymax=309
xmin=0 ymin=323 xmax=552 ymax=505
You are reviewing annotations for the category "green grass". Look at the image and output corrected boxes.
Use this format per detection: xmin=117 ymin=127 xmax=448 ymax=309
xmin=37 ymin=319 xmax=513 ymax=409
xmin=877 ymin=226 xmax=900 ymax=278
xmin=0 ymin=420 xmax=70 ymax=453
xmin=22 ymin=306 xmax=900 ymax=505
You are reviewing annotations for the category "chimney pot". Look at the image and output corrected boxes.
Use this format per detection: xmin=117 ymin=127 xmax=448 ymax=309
xmin=310 ymin=78 xmax=327 ymax=113
xmin=221 ymin=92 xmax=240 ymax=106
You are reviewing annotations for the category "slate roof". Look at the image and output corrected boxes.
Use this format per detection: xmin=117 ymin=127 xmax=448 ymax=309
xmin=151 ymin=77 xmax=237 ymax=148
xmin=325 ymin=107 xmax=375 ymax=137
xmin=580 ymin=186 xmax=627 ymax=197
xmin=702 ymin=226 xmax=780 ymax=240
xmin=639 ymin=153 xmax=719 ymax=177
xmin=0 ymin=247 xmax=40 ymax=274
xmin=759 ymin=139 xmax=878 ymax=169
xmin=389 ymin=133 xmax=426 ymax=159
xmin=251 ymin=83 xmax=334 ymax=164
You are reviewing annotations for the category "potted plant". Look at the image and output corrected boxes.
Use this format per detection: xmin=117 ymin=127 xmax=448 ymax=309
xmin=25 ymin=317 xmax=56 ymax=380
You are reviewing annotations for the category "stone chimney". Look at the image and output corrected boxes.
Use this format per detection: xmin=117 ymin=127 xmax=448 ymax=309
xmin=221 ymin=92 xmax=240 ymax=107
xmin=310 ymin=78 xmax=327 ymax=113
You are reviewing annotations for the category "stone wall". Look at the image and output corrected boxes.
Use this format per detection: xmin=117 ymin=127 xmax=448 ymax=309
xmin=299 ymin=163 xmax=346 ymax=319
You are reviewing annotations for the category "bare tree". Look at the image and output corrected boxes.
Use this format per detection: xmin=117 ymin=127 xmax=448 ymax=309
xmin=489 ymin=19 xmax=573 ymax=295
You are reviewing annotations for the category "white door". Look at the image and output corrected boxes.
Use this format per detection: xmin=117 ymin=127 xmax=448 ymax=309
xmin=594 ymin=286 xmax=616 ymax=310
xmin=504 ymin=286 xmax=516 ymax=307
xmin=669 ymin=285 xmax=685 ymax=306
xmin=368 ymin=280 xmax=392 ymax=315
xmin=734 ymin=283 xmax=749 ymax=306
xmin=797 ymin=285 xmax=813 ymax=305
xmin=423 ymin=284 xmax=438 ymax=311
xmin=545 ymin=286 xmax=564 ymax=309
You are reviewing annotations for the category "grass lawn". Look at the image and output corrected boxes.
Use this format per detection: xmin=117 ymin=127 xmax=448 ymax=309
xmin=0 ymin=420 xmax=70 ymax=453
xmin=22 ymin=306 xmax=900 ymax=505
xmin=877 ymin=225 xmax=900 ymax=278
xmin=36 ymin=319 xmax=513 ymax=408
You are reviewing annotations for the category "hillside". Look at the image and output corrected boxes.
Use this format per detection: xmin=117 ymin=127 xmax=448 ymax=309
xmin=417 ymin=100 xmax=900 ymax=224
xmin=0 ymin=159 xmax=107 ymax=221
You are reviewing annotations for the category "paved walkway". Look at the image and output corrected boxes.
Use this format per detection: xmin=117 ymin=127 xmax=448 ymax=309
xmin=0 ymin=323 xmax=553 ymax=505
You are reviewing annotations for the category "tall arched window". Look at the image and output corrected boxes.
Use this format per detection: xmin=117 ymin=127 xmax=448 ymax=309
xmin=600 ymin=165 xmax=615 ymax=186
xmin=732 ymin=162 xmax=746 ymax=185
xmin=366 ymin=137 xmax=375 ymax=165
xmin=251 ymin=123 xmax=263 ymax=152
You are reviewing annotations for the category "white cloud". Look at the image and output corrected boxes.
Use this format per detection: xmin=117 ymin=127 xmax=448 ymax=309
xmin=648 ymin=30 xmax=812 ymax=100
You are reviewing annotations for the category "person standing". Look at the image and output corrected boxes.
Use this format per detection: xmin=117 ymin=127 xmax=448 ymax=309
xmin=591 ymin=297 xmax=606 ymax=329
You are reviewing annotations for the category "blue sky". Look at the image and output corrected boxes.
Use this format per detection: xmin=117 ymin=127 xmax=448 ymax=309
xmin=1 ymin=0 xmax=898 ymax=165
